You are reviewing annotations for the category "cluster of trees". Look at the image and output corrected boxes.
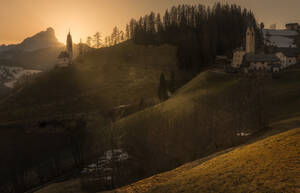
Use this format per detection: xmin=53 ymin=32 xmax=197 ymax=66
xmin=125 ymin=3 xmax=260 ymax=71
xmin=86 ymin=32 xmax=103 ymax=48
xmin=85 ymin=26 xmax=127 ymax=49
xmin=158 ymin=72 xmax=176 ymax=101
xmin=104 ymin=27 xmax=126 ymax=47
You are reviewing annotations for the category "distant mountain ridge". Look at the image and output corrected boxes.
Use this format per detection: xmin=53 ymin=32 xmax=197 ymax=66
xmin=0 ymin=27 xmax=65 ymax=71
xmin=0 ymin=27 xmax=63 ymax=53
xmin=19 ymin=27 xmax=62 ymax=51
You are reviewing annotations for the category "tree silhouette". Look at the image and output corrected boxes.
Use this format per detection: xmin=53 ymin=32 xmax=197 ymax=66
xmin=86 ymin=36 xmax=92 ymax=47
xmin=93 ymin=32 xmax=102 ymax=48
xmin=79 ymin=38 xmax=84 ymax=56
xmin=158 ymin=73 xmax=168 ymax=101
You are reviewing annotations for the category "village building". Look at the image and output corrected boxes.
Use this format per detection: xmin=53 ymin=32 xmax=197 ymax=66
xmin=56 ymin=31 xmax=73 ymax=67
xmin=231 ymin=22 xmax=300 ymax=73
xmin=242 ymin=54 xmax=280 ymax=73
xmin=275 ymin=48 xmax=300 ymax=69
xmin=57 ymin=51 xmax=70 ymax=67
xmin=232 ymin=48 xmax=246 ymax=68
xmin=285 ymin=23 xmax=299 ymax=31
xmin=263 ymin=29 xmax=298 ymax=48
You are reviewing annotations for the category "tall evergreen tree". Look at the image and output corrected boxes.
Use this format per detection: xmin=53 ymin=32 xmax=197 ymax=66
xmin=86 ymin=36 xmax=92 ymax=48
xmin=158 ymin=73 xmax=168 ymax=101
xmin=78 ymin=38 xmax=84 ymax=56
xmin=126 ymin=24 xmax=130 ymax=40
xmin=93 ymin=32 xmax=102 ymax=48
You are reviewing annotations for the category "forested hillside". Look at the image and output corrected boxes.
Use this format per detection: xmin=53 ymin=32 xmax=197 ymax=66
xmin=125 ymin=3 xmax=261 ymax=71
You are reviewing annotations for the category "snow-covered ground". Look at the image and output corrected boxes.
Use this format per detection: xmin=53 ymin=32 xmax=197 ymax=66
xmin=263 ymin=29 xmax=298 ymax=48
xmin=236 ymin=132 xmax=252 ymax=137
xmin=0 ymin=66 xmax=41 ymax=88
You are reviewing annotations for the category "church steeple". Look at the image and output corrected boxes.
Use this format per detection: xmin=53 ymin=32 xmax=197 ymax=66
xmin=66 ymin=30 xmax=73 ymax=62
xmin=246 ymin=22 xmax=255 ymax=54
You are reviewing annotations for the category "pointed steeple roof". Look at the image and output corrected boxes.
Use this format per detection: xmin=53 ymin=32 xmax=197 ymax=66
xmin=247 ymin=19 xmax=255 ymax=31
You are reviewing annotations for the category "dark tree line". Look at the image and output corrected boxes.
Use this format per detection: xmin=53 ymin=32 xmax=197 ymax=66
xmin=126 ymin=3 xmax=259 ymax=71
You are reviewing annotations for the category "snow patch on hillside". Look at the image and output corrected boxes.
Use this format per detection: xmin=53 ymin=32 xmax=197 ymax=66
xmin=0 ymin=66 xmax=41 ymax=88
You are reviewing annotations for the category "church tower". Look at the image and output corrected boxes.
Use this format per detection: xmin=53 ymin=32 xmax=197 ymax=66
xmin=246 ymin=24 xmax=255 ymax=54
xmin=66 ymin=30 xmax=73 ymax=62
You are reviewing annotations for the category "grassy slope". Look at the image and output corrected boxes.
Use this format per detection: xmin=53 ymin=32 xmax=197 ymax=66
xmin=116 ymin=71 xmax=236 ymax=128
xmin=34 ymin=69 xmax=300 ymax=193
xmin=0 ymin=41 xmax=180 ymax=123
xmin=116 ymin=69 xmax=300 ymax=135
xmin=107 ymin=127 xmax=300 ymax=193
xmin=34 ymin=123 xmax=300 ymax=193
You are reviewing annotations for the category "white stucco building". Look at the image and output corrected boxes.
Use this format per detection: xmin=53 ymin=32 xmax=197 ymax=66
xmin=242 ymin=54 xmax=281 ymax=73
xmin=232 ymin=48 xmax=246 ymax=68
xmin=275 ymin=48 xmax=299 ymax=69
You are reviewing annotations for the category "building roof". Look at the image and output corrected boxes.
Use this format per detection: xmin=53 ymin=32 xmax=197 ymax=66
xmin=233 ymin=47 xmax=245 ymax=52
xmin=263 ymin=29 xmax=298 ymax=48
xmin=277 ymin=48 xmax=300 ymax=57
xmin=244 ymin=53 xmax=280 ymax=63
xmin=58 ymin=51 xmax=69 ymax=59
xmin=271 ymin=63 xmax=281 ymax=68
xmin=286 ymin=23 xmax=299 ymax=26
xmin=264 ymin=29 xmax=298 ymax=37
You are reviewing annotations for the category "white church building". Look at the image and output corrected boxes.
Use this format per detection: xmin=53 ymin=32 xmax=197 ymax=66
xmin=57 ymin=31 xmax=73 ymax=68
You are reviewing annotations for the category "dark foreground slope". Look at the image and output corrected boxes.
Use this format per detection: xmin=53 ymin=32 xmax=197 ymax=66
xmin=33 ymin=69 xmax=300 ymax=193
xmin=34 ymin=124 xmax=300 ymax=193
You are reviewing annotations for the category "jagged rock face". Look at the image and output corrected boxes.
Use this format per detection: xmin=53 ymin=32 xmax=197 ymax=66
xmin=19 ymin=27 xmax=62 ymax=51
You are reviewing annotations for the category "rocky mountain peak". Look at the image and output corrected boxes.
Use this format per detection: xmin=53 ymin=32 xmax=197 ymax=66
xmin=19 ymin=27 xmax=62 ymax=51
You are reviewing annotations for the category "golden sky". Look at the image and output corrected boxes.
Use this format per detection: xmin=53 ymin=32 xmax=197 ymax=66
xmin=1 ymin=0 xmax=300 ymax=44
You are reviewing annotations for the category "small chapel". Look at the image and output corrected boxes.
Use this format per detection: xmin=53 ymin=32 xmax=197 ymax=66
xmin=57 ymin=31 xmax=73 ymax=67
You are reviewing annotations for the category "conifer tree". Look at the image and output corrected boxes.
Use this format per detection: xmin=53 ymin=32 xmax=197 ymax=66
xmin=79 ymin=38 xmax=84 ymax=56
xmin=86 ymin=36 xmax=92 ymax=47
xmin=93 ymin=32 xmax=102 ymax=48
xmin=158 ymin=73 xmax=168 ymax=101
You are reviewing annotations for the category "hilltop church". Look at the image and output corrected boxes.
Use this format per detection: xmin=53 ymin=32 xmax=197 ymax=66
xmin=231 ymin=23 xmax=300 ymax=73
xmin=57 ymin=31 xmax=73 ymax=67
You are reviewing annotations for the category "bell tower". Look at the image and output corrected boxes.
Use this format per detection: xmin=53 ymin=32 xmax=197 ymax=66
xmin=66 ymin=30 xmax=73 ymax=62
xmin=246 ymin=24 xmax=255 ymax=54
